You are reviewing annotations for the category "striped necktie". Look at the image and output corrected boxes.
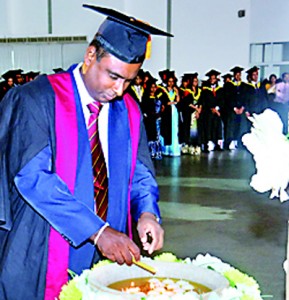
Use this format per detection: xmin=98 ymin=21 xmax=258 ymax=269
xmin=87 ymin=101 xmax=108 ymax=220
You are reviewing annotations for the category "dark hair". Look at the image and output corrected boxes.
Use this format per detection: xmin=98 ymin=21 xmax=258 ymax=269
xmin=89 ymin=37 xmax=109 ymax=62
xmin=165 ymin=75 xmax=177 ymax=85
xmin=282 ymin=72 xmax=289 ymax=80
xmin=143 ymin=80 xmax=157 ymax=98
xmin=269 ymin=74 xmax=277 ymax=81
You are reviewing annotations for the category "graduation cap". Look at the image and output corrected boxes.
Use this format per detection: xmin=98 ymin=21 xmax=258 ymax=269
xmin=146 ymin=76 xmax=158 ymax=87
xmin=143 ymin=70 xmax=153 ymax=80
xmin=83 ymin=4 xmax=173 ymax=64
xmin=230 ymin=66 xmax=244 ymax=74
xmin=167 ymin=70 xmax=176 ymax=79
xmin=1 ymin=70 xmax=16 ymax=81
xmin=1 ymin=69 xmax=23 ymax=81
xmin=222 ymin=73 xmax=233 ymax=80
xmin=24 ymin=71 xmax=40 ymax=79
xmin=15 ymin=69 xmax=24 ymax=78
xmin=246 ymin=66 xmax=259 ymax=75
xmin=182 ymin=72 xmax=198 ymax=81
xmin=158 ymin=69 xmax=170 ymax=81
xmin=205 ymin=69 xmax=221 ymax=77
xmin=136 ymin=68 xmax=145 ymax=79
xmin=142 ymin=71 xmax=154 ymax=89
xmin=23 ymin=71 xmax=40 ymax=83
xmin=53 ymin=68 xmax=64 ymax=73
xmin=181 ymin=74 xmax=192 ymax=82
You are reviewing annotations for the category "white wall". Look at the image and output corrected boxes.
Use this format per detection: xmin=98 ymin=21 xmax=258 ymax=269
xmin=0 ymin=1 xmax=9 ymax=36
xmin=171 ymin=0 xmax=251 ymax=81
xmin=0 ymin=0 xmax=126 ymax=73
xmin=0 ymin=0 xmax=288 ymax=79
xmin=0 ymin=0 xmax=47 ymax=36
xmin=0 ymin=0 xmax=124 ymax=38
xmin=52 ymin=0 xmax=125 ymax=40
xmin=124 ymin=0 xmax=168 ymax=78
xmin=250 ymin=0 xmax=289 ymax=43
xmin=52 ymin=0 xmax=126 ymax=68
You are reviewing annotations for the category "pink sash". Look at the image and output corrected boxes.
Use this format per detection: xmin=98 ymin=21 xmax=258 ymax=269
xmin=124 ymin=93 xmax=141 ymax=238
xmin=45 ymin=73 xmax=78 ymax=300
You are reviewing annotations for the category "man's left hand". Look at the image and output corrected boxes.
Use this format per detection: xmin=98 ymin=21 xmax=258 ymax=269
xmin=137 ymin=212 xmax=164 ymax=254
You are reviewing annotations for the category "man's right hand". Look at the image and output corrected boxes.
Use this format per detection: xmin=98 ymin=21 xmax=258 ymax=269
xmin=93 ymin=226 xmax=140 ymax=266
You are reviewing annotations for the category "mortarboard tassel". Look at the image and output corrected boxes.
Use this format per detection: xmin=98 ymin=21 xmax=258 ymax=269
xmin=145 ymin=35 xmax=152 ymax=59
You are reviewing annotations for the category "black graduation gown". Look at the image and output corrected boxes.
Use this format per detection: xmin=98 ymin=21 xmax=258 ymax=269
xmin=157 ymin=86 xmax=179 ymax=146
xmin=0 ymin=76 xmax=55 ymax=299
xmin=0 ymin=82 xmax=13 ymax=101
xmin=244 ymin=82 xmax=268 ymax=115
xmin=126 ymin=84 xmax=144 ymax=110
xmin=178 ymin=87 xmax=191 ymax=144
xmin=179 ymin=88 xmax=201 ymax=145
xmin=141 ymin=93 xmax=161 ymax=141
xmin=223 ymin=80 xmax=249 ymax=146
xmin=0 ymin=73 xmax=158 ymax=300
xmin=199 ymin=83 xmax=224 ymax=144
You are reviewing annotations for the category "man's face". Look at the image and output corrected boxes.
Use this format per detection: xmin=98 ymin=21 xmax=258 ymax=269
xmin=134 ymin=75 xmax=142 ymax=86
xmin=150 ymin=83 xmax=157 ymax=94
xmin=251 ymin=71 xmax=259 ymax=82
xmin=167 ymin=78 xmax=175 ymax=88
xmin=82 ymin=46 xmax=142 ymax=103
xmin=192 ymin=78 xmax=198 ymax=87
xmin=284 ymin=73 xmax=289 ymax=83
xmin=234 ymin=72 xmax=241 ymax=81
xmin=210 ymin=75 xmax=217 ymax=84
xmin=16 ymin=74 xmax=23 ymax=84
xmin=182 ymin=80 xmax=189 ymax=88
xmin=7 ymin=78 xmax=14 ymax=87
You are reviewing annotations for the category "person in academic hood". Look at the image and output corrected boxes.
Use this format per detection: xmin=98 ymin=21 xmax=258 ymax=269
xmin=0 ymin=70 xmax=17 ymax=100
xmin=126 ymin=68 xmax=145 ymax=107
xmin=141 ymin=77 xmax=163 ymax=160
xmin=244 ymin=66 xmax=268 ymax=116
xmin=223 ymin=66 xmax=249 ymax=150
xmin=158 ymin=71 xmax=181 ymax=156
xmin=199 ymin=69 xmax=224 ymax=152
xmin=0 ymin=5 xmax=172 ymax=300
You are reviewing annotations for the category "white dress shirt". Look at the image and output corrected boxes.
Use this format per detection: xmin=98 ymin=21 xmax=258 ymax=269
xmin=73 ymin=63 xmax=110 ymax=175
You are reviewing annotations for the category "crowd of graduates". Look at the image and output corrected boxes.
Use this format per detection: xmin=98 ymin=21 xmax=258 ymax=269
xmin=0 ymin=69 xmax=40 ymax=100
xmin=0 ymin=68 xmax=64 ymax=100
xmin=1 ymin=66 xmax=289 ymax=160
xmin=126 ymin=66 xmax=289 ymax=159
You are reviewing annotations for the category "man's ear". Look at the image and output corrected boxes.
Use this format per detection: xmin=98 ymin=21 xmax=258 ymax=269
xmin=84 ymin=46 xmax=96 ymax=66
xmin=82 ymin=46 xmax=96 ymax=74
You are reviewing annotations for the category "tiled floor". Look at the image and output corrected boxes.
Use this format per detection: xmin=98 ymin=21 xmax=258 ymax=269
xmin=153 ymin=149 xmax=288 ymax=299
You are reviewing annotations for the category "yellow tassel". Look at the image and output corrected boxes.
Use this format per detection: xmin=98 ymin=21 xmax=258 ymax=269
xmin=82 ymin=63 xmax=87 ymax=75
xmin=145 ymin=35 xmax=152 ymax=60
xmin=135 ymin=18 xmax=152 ymax=60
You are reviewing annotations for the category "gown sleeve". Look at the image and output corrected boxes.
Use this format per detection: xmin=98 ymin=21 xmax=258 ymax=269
xmin=130 ymin=159 xmax=160 ymax=222
xmin=130 ymin=121 xmax=161 ymax=222
xmin=14 ymin=145 xmax=105 ymax=247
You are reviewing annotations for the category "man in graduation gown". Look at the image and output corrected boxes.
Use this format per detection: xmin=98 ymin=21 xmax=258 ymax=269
xmin=223 ymin=67 xmax=249 ymax=149
xmin=244 ymin=66 xmax=268 ymax=115
xmin=0 ymin=70 xmax=18 ymax=101
xmin=0 ymin=5 xmax=172 ymax=300
xmin=199 ymin=69 xmax=224 ymax=152
xmin=178 ymin=73 xmax=193 ymax=151
xmin=126 ymin=68 xmax=145 ymax=108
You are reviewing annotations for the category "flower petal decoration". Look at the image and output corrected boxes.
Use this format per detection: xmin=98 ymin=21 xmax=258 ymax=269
xmin=59 ymin=252 xmax=266 ymax=300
